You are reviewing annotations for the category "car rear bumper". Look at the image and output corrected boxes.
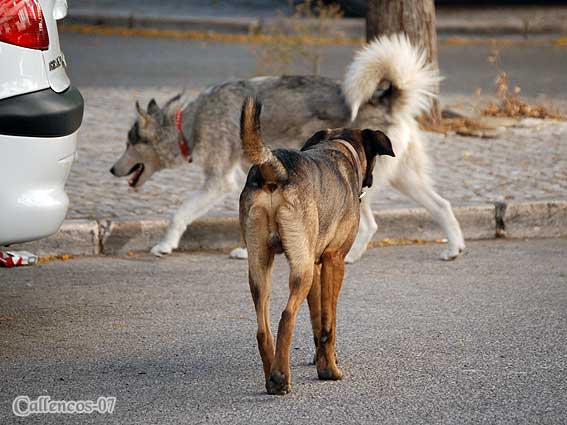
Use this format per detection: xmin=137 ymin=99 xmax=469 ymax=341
xmin=0 ymin=131 xmax=78 ymax=246
xmin=0 ymin=86 xmax=83 ymax=246
xmin=0 ymin=86 xmax=84 ymax=138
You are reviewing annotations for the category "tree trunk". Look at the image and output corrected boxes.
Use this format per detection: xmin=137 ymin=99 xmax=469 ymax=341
xmin=366 ymin=0 xmax=441 ymax=124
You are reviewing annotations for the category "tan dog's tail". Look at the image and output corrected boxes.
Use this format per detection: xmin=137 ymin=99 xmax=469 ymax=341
xmin=240 ymin=97 xmax=287 ymax=183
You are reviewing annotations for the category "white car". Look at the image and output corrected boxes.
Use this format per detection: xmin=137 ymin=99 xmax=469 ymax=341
xmin=0 ymin=0 xmax=83 ymax=246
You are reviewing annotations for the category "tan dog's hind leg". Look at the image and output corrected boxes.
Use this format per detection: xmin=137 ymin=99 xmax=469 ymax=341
xmin=268 ymin=263 xmax=314 ymax=395
xmin=307 ymin=263 xmax=322 ymax=364
xmin=246 ymin=207 xmax=276 ymax=390
xmin=317 ymin=250 xmax=345 ymax=381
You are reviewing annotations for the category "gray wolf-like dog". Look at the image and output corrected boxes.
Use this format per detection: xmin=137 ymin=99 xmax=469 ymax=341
xmin=239 ymin=95 xmax=394 ymax=394
xmin=110 ymin=33 xmax=465 ymax=262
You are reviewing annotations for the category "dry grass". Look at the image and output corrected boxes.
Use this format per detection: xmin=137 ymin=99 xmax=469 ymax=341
xmin=59 ymin=24 xmax=567 ymax=49
xmin=419 ymin=115 xmax=496 ymax=137
xmin=60 ymin=19 xmax=360 ymax=47
xmin=480 ymin=49 xmax=565 ymax=120
xmin=0 ymin=315 xmax=16 ymax=321
xmin=38 ymin=254 xmax=74 ymax=263
xmin=442 ymin=36 xmax=567 ymax=48
xmin=368 ymin=238 xmax=446 ymax=248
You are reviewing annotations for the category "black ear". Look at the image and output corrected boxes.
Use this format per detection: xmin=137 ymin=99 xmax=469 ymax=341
xmin=301 ymin=129 xmax=330 ymax=151
xmin=147 ymin=98 xmax=161 ymax=116
xmin=360 ymin=129 xmax=394 ymax=188
xmin=361 ymin=129 xmax=395 ymax=158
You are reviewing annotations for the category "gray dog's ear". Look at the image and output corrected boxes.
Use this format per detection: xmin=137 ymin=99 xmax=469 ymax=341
xmin=136 ymin=100 xmax=151 ymax=124
xmin=360 ymin=129 xmax=394 ymax=188
xmin=135 ymin=100 xmax=145 ymax=116
xmin=147 ymin=99 xmax=161 ymax=117
xmin=301 ymin=129 xmax=330 ymax=151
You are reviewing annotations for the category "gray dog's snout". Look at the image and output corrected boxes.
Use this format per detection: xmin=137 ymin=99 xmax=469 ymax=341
xmin=110 ymin=166 xmax=116 ymax=176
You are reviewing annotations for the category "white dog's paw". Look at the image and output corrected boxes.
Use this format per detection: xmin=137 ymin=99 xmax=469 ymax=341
xmin=440 ymin=244 xmax=465 ymax=261
xmin=229 ymin=247 xmax=248 ymax=260
xmin=345 ymin=246 xmax=366 ymax=264
xmin=151 ymin=241 xmax=174 ymax=257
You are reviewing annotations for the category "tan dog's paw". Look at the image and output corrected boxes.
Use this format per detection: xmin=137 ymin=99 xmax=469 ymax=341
xmin=317 ymin=365 xmax=343 ymax=381
xmin=267 ymin=371 xmax=291 ymax=395
xmin=316 ymin=352 xmax=343 ymax=381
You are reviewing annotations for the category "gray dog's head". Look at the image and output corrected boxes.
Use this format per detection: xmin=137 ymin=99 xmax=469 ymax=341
xmin=110 ymin=98 xmax=176 ymax=189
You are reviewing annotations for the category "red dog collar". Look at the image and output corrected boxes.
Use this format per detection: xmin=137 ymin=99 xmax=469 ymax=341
xmin=176 ymin=108 xmax=192 ymax=163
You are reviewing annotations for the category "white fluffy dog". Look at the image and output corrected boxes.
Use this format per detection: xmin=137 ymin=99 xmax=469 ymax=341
xmin=342 ymin=34 xmax=465 ymax=262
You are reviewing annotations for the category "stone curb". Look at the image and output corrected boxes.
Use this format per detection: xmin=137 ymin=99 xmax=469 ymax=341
xmin=7 ymin=201 xmax=566 ymax=257
xmin=9 ymin=220 xmax=100 ymax=257
xmin=372 ymin=204 xmax=496 ymax=242
xmin=496 ymin=200 xmax=567 ymax=239
xmin=65 ymin=12 xmax=567 ymax=36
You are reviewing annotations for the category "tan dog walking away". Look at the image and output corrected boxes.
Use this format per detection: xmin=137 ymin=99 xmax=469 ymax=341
xmin=238 ymin=97 xmax=395 ymax=395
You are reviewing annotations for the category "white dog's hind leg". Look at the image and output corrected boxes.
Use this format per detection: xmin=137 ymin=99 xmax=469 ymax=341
xmin=228 ymin=165 xmax=249 ymax=260
xmin=392 ymin=173 xmax=465 ymax=261
xmin=345 ymin=195 xmax=377 ymax=264
xmin=151 ymin=186 xmax=226 ymax=256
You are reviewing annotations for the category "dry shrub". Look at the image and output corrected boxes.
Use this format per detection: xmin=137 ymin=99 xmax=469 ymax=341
xmin=423 ymin=48 xmax=565 ymax=135
xmin=481 ymin=49 xmax=565 ymax=120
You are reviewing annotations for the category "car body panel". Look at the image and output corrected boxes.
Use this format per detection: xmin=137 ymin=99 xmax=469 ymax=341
xmin=0 ymin=0 xmax=81 ymax=246
xmin=0 ymin=42 xmax=50 ymax=100
xmin=0 ymin=131 xmax=78 ymax=245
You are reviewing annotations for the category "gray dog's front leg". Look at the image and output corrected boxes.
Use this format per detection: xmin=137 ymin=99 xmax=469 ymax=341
xmin=151 ymin=187 xmax=226 ymax=256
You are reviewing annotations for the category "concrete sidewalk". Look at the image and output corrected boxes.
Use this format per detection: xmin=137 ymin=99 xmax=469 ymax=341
xmin=65 ymin=2 xmax=567 ymax=36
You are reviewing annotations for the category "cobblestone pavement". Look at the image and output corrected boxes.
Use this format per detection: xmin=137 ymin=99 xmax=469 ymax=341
xmin=67 ymin=87 xmax=567 ymax=220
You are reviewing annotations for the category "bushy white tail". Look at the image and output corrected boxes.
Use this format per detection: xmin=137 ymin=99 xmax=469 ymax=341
xmin=343 ymin=33 xmax=441 ymax=122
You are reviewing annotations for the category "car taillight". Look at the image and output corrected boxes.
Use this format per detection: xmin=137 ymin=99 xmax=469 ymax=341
xmin=0 ymin=0 xmax=49 ymax=50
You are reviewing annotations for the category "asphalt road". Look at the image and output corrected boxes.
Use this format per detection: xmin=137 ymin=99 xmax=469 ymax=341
xmin=60 ymin=31 xmax=567 ymax=98
xmin=1 ymin=239 xmax=566 ymax=424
